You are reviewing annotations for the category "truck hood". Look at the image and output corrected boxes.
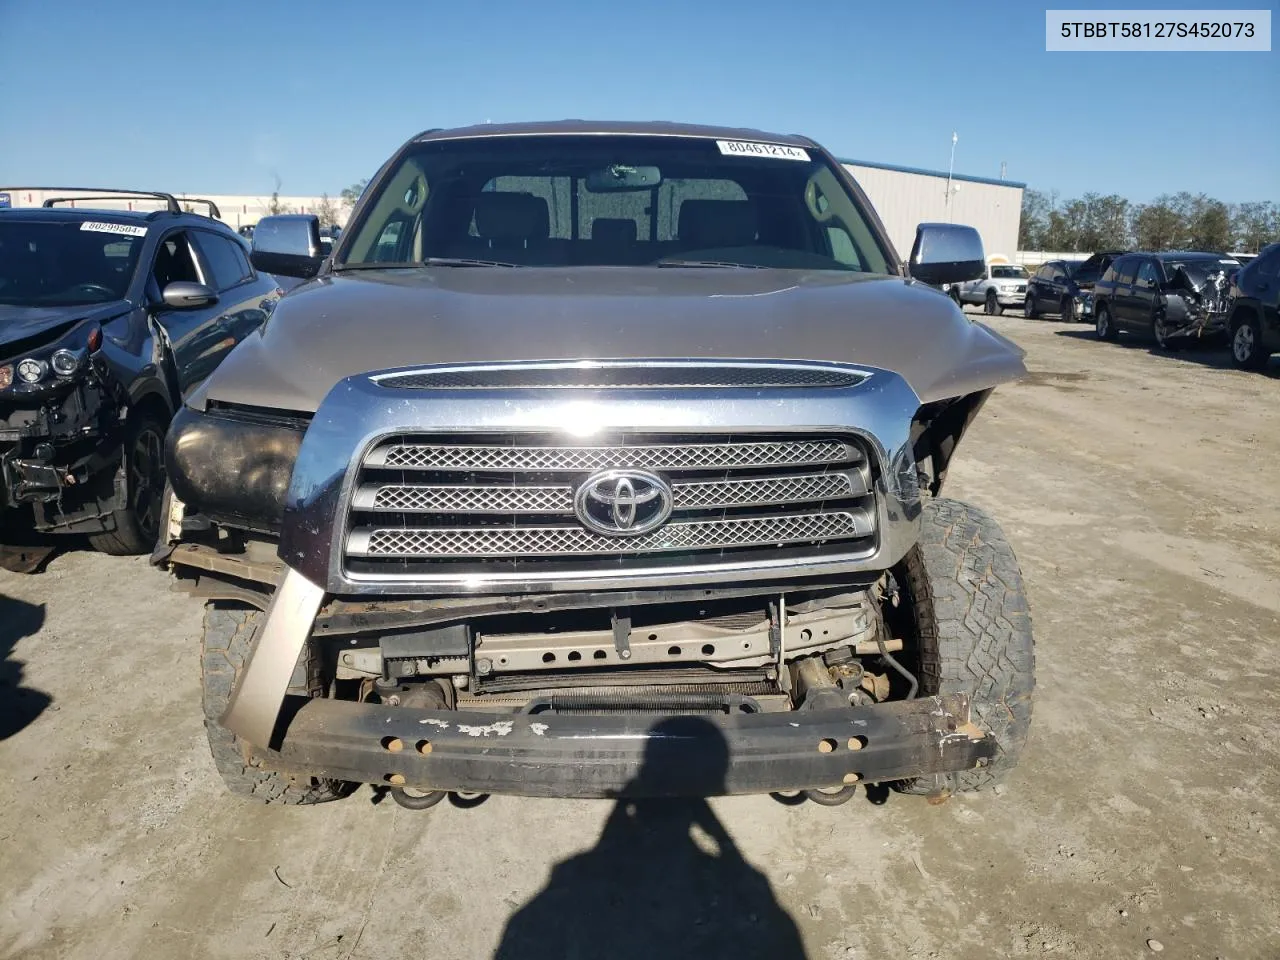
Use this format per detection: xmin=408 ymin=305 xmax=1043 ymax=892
xmin=0 ymin=300 xmax=129 ymax=356
xmin=192 ymin=267 xmax=1026 ymax=412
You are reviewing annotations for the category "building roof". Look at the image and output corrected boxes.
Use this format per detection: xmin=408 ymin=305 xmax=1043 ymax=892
xmin=0 ymin=206 xmax=158 ymax=222
xmin=838 ymin=156 xmax=1026 ymax=190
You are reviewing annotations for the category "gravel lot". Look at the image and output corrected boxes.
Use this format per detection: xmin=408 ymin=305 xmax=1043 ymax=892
xmin=2 ymin=315 xmax=1278 ymax=960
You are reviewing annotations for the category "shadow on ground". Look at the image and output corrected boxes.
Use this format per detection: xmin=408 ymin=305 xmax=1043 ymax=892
xmin=0 ymin=593 xmax=51 ymax=740
xmin=1053 ymin=328 xmax=1280 ymax=376
xmin=492 ymin=717 xmax=807 ymax=960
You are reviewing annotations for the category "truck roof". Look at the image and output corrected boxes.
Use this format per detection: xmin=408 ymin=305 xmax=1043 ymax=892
xmin=413 ymin=119 xmax=815 ymax=147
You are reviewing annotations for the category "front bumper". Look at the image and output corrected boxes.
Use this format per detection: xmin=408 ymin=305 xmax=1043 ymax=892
xmin=996 ymin=290 xmax=1026 ymax=306
xmin=270 ymin=693 xmax=993 ymax=798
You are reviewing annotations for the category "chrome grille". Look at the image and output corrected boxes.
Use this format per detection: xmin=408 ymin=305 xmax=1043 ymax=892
xmin=345 ymin=433 xmax=876 ymax=574
xmin=349 ymin=511 xmax=872 ymax=559
xmin=367 ymin=439 xmax=856 ymax=472
xmin=352 ymin=471 xmax=865 ymax=514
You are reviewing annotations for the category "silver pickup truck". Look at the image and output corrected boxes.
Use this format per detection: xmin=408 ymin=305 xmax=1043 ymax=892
xmin=949 ymin=262 xmax=1030 ymax=315
xmin=156 ymin=121 xmax=1034 ymax=810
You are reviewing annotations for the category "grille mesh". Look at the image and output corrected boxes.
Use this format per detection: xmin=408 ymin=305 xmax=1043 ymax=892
xmin=359 ymin=472 xmax=862 ymax=514
xmin=372 ymin=485 xmax=573 ymax=513
xmin=352 ymin=511 xmax=869 ymax=558
xmin=369 ymin=439 xmax=853 ymax=472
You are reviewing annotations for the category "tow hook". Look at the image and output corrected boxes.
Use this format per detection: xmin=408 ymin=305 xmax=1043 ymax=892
xmin=389 ymin=785 xmax=447 ymax=810
xmin=804 ymin=785 xmax=858 ymax=806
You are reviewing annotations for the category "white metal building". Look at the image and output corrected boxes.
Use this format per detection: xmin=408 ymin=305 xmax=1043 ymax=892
xmin=840 ymin=159 xmax=1025 ymax=264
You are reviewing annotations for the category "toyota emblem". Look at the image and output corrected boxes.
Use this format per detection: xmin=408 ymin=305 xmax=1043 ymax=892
xmin=574 ymin=469 xmax=673 ymax=536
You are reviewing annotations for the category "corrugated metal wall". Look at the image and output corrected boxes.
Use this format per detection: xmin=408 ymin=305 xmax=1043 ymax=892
xmin=842 ymin=164 xmax=1023 ymax=264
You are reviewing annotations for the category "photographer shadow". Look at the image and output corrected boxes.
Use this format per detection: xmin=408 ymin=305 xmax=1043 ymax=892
xmin=493 ymin=716 xmax=807 ymax=960
xmin=0 ymin=594 xmax=51 ymax=741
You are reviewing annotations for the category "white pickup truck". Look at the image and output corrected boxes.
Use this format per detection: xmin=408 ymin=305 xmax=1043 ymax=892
xmin=948 ymin=263 xmax=1030 ymax=315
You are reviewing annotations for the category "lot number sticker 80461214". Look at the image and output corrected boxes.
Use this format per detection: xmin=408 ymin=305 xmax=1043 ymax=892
xmin=716 ymin=140 xmax=810 ymax=161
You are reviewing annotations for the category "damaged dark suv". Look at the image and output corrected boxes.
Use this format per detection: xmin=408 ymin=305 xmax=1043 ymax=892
xmin=0 ymin=191 xmax=281 ymax=564
xmin=158 ymin=122 xmax=1035 ymax=809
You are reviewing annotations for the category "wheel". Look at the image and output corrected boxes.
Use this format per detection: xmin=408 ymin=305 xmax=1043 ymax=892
xmin=949 ymin=286 xmax=963 ymax=308
xmin=895 ymin=498 xmax=1034 ymax=794
xmin=1152 ymin=312 xmax=1180 ymax=352
xmin=1060 ymin=297 xmax=1076 ymax=323
xmin=88 ymin=410 xmax=169 ymax=555
xmin=201 ymin=604 xmax=349 ymax=804
xmin=984 ymin=290 xmax=1003 ymax=316
xmin=1095 ymin=303 xmax=1118 ymax=341
xmin=1023 ymin=292 xmax=1039 ymax=319
xmin=1229 ymin=310 xmax=1268 ymax=371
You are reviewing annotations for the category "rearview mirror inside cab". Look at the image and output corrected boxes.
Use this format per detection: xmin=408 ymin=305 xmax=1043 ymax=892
xmin=250 ymin=214 xmax=325 ymax=279
xmin=908 ymin=223 xmax=985 ymax=287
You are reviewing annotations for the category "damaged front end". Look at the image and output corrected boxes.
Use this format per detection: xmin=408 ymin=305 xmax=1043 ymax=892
xmin=1160 ymin=263 xmax=1236 ymax=341
xmin=161 ymin=358 xmax=1004 ymax=800
xmin=1 ymin=318 xmax=127 ymax=536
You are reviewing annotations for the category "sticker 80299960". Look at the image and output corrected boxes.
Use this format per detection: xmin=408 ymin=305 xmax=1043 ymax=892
xmin=716 ymin=140 xmax=810 ymax=161
xmin=80 ymin=221 xmax=147 ymax=237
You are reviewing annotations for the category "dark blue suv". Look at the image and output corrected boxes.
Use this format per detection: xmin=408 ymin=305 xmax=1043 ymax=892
xmin=1226 ymin=242 xmax=1280 ymax=371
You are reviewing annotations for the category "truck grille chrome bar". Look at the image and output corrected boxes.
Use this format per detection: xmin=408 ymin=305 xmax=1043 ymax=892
xmin=365 ymin=439 xmax=857 ymax=472
xmin=351 ymin=471 xmax=867 ymax=514
xmin=347 ymin=510 xmax=873 ymax=559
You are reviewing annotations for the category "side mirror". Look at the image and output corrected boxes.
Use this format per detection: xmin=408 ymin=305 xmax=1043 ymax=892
xmin=907 ymin=223 xmax=985 ymax=287
xmin=161 ymin=281 xmax=218 ymax=310
xmin=250 ymin=214 xmax=324 ymax=279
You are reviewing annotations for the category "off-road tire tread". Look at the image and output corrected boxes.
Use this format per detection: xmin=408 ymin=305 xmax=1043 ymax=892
xmin=897 ymin=498 xmax=1034 ymax=793
xmin=201 ymin=604 xmax=344 ymax=804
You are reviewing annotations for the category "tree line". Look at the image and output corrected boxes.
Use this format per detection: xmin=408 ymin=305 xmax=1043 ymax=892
xmin=1018 ymin=190 xmax=1279 ymax=254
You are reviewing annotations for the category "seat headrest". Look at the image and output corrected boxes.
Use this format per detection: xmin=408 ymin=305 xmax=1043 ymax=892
xmin=678 ymin=199 xmax=758 ymax=249
xmin=473 ymin=192 xmax=550 ymax=242
xmin=592 ymin=218 xmax=637 ymax=244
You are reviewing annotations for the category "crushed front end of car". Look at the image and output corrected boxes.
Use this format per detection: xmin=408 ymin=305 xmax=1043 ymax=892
xmin=160 ymin=359 xmax=1012 ymax=804
xmin=0 ymin=317 xmax=122 ymax=542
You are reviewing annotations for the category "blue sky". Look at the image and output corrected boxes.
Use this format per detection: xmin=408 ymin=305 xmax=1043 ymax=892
xmin=1 ymin=0 xmax=1276 ymax=203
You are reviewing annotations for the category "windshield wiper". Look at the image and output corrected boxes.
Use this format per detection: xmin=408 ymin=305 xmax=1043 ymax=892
xmin=332 ymin=261 xmax=423 ymax=272
xmin=656 ymin=259 xmax=767 ymax=269
xmin=423 ymin=256 xmax=522 ymax=268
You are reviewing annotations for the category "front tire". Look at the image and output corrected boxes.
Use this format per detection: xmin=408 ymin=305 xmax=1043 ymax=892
xmin=1229 ymin=311 xmax=1268 ymax=371
xmin=88 ymin=411 xmax=168 ymax=556
xmin=1023 ymin=293 xmax=1039 ymax=319
xmin=896 ymin=498 xmax=1035 ymax=793
xmin=1095 ymin=303 xmax=1118 ymax=341
xmin=1152 ymin=312 xmax=1180 ymax=352
xmin=984 ymin=290 xmax=1003 ymax=316
xmin=1060 ymin=297 xmax=1076 ymax=323
xmin=201 ymin=604 xmax=348 ymax=804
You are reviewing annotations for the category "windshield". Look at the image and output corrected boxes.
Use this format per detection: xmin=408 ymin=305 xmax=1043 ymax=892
xmin=1069 ymin=261 xmax=1102 ymax=283
xmin=991 ymin=265 xmax=1028 ymax=279
xmin=0 ymin=220 xmax=144 ymax=306
xmin=1167 ymin=258 xmax=1237 ymax=285
xmin=340 ymin=135 xmax=893 ymax=273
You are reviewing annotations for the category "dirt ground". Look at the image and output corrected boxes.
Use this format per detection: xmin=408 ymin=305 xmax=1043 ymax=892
xmin=1 ymin=315 xmax=1278 ymax=960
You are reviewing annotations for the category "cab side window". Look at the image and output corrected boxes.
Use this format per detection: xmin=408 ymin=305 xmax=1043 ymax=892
xmin=1136 ymin=260 xmax=1160 ymax=286
xmin=193 ymin=231 xmax=253 ymax=292
xmin=152 ymin=232 xmax=203 ymax=292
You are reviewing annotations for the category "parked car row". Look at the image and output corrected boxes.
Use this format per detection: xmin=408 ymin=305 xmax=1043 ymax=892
xmin=963 ymin=245 xmax=1277 ymax=372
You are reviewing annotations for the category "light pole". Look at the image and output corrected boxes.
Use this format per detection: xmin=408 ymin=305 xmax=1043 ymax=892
xmin=946 ymin=131 xmax=958 ymax=222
